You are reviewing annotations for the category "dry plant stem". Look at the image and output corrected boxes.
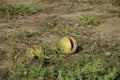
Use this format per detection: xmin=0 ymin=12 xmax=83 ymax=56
xmin=8 ymin=32 xmax=16 ymax=75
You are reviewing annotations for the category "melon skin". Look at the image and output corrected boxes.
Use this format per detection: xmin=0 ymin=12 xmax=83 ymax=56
xmin=33 ymin=46 xmax=44 ymax=58
xmin=26 ymin=48 xmax=36 ymax=58
xmin=58 ymin=37 xmax=77 ymax=54
xmin=26 ymin=46 xmax=44 ymax=58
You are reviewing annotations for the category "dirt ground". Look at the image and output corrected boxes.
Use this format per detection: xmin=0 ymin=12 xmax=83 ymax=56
xmin=0 ymin=0 xmax=120 ymax=79
xmin=0 ymin=0 xmax=120 ymax=37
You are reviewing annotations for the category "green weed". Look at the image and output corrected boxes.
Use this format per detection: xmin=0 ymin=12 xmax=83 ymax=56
xmin=0 ymin=4 xmax=39 ymax=16
xmin=16 ymin=65 xmax=46 ymax=80
xmin=55 ymin=55 xmax=120 ymax=80
xmin=80 ymin=59 xmax=119 ymax=80
xmin=109 ymin=0 xmax=120 ymax=6
xmin=77 ymin=14 xmax=103 ymax=26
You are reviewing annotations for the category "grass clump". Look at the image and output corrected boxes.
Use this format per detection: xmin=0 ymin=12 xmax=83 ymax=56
xmin=77 ymin=14 xmax=102 ymax=26
xmin=55 ymin=55 xmax=120 ymax=80
xmin=16 ymin=65 xmax=46 ymax=80
xmin=80 ymin=59 xmax=120 ymax=80
xmin=0 ymin=4 xmax=39 ymax=16
xmin=109 ymin=0 xmax=120 ymax=6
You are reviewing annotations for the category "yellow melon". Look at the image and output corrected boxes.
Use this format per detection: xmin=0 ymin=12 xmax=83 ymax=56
xmin=58 ymin=37 xmax=77 ymax=54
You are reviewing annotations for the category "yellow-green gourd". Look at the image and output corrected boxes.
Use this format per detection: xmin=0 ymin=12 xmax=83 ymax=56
xmin=58 ymin=37 xmax=77 ymax=54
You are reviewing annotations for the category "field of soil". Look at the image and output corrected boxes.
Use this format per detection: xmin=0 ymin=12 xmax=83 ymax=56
xmin=0 ymin=0 xmax=120 ymax=80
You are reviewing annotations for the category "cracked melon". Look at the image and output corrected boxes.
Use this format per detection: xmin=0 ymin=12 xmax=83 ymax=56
xmin=58 ymin=37 xmax=77 ymax=54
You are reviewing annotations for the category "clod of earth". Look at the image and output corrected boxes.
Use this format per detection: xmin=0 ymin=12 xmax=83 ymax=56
xmin=58 ymin=37 xmax=77 ymax=54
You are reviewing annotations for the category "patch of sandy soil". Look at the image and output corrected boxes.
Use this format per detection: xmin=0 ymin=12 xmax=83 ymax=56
xmin=94 ymin=18 xmax=120 ymax=39
xmin=0 ymin=14 xmax=46 ymax=33
xmin=60 ymin=10 xmax=119 ymax=19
